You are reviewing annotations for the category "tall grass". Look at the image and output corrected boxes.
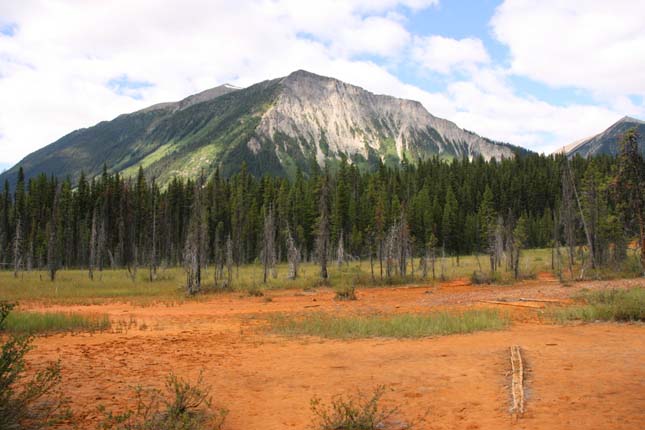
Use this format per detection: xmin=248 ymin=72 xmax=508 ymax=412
xmin=270 ymin=309 xmax=509 ymax=339
xmin=551 ymin=287 xmax=645 ymax=323
xmin=4 ymin=311 xmax=111 ymax=334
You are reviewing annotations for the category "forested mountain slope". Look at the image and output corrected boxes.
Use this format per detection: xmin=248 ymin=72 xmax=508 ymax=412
xmin=0 ymin=70 xmax=518 ymax=188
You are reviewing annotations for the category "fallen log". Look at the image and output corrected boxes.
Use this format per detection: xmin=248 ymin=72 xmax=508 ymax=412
xmin=479 ymin=300 xmax=542 ymax=308
xmin=510 ymin=345 xmax=525 ymax=416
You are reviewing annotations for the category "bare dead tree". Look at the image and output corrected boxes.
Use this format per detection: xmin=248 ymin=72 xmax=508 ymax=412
xmin=226 ymin=234 xmax=233 ymax=288
xmin=561 ymin=167 xmax=577 ymax=278
xmin=385 ymin=223 xmax=397 ymax=278
xmin=46 ymin=192 xmax=59 ymax=282
xmin=261 ymin=205 xmax=277 ymax=284
xmin=315 ymin=175 xmax=330 ymax=280
xmin=489 ymin=215 xmax=505 ymax=273
xmin=397 ymin=211 xmax=410 ymax=277
xmin=565 ymin=159 xmax=596 ymax=270
xmin=213 ymin=224 xmax=222 ymax=288
xmin=184 ymin=180 xmax=207 ymax=295
xmin=89 ymin=208 xmax=97 ymax=281
xmin=13 ymin=217 xmax=23 ymax=278
xmin=149 ymin=178 xmax=158 ymax=282
xmin=127 ymin=245 xmax=138 ymax=282
xmin=336 ymin=231 xmax=345 ymax=269
xmin=286 ymin=225 xmax=300 ymax=280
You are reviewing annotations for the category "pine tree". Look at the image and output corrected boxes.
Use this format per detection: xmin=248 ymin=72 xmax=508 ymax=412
xmin=613 ymin=129 xmax=645 ymax=273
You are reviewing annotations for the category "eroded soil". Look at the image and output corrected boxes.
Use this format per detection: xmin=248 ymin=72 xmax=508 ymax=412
xmin=23 ymin=275 xmax=645 ymax=429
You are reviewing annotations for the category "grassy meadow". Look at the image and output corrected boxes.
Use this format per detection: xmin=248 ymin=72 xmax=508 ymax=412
xmin=4 ymin=311 xmax=111 ymax=334
xmin=0 ymin=248 xmax=557 ymax=305
xmin=550 ymin=287 xmax=645 ymax=323
xmin=269 ymin=309 xmax=510 ymax=339
xmin=1 ymin=247 xmax=641 ymax=306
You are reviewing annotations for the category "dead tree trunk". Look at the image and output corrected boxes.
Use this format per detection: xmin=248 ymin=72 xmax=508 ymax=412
xmin=261 ymin=206 xmax=277 ymax=284
xmin=13 ymin=217 xmax=22 ymax=279
xmin=286 ymin=226 xmax=300 ymax=280
xmin=337 ymin=231 xmax=345 ymax=269
xmin=316 ymin=176 xmax=330 ymax=280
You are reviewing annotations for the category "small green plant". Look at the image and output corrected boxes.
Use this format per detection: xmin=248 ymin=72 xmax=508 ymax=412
xmin=0 ymin=302 xmax=69 ymax=430
xmin=311 ymin=386 xmax=422 ymax=430
xmin=98 ymin=372 xmax=227 ymax=430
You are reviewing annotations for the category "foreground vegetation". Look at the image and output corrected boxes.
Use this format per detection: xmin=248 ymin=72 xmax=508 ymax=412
xmin=551 ymin=287 xmax=645 ymax=323
xmin=270 ymin=309 xmax=510 ymax=339
xmin=0 ymin=302 xmax=68 ymax=429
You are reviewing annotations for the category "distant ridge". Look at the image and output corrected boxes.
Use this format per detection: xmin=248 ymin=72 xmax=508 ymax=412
xmin=1 ymin=70 xmax=518 ymax=187
xmin=565 ymin=116 xmax=645 ymax=157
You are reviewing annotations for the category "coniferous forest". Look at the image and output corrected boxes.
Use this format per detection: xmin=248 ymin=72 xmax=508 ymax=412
xmin=1 ymin=131 xmax=643 ymax=289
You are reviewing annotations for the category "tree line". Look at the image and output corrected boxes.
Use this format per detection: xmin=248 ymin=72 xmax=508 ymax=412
xmin=1 ymin=130 xmax=643 ymax=291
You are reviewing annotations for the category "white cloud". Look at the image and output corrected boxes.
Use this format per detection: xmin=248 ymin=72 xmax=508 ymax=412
xmin=443 ymin=73 xmax=624 ymax=154
xmin=492 ymin=0 xmax=645 ymax=98
xmin=412 ymin=35 xmax=490 ymax=74
xmin=0 ymin=0 xmax=441 ymax=165
xmin=0 ymin=0 xmax=642 ymax=166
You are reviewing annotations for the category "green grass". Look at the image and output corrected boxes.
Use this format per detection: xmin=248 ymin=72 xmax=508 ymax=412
xmin=551 ymin=287 xmax=645 ymax=323
xmin=3 ymin=311 xmax=110 ymax=334
xmin=269 ymin=309 xmax=510 ymax=339
xmin=0 ymin=248 xmax=577 ymax=306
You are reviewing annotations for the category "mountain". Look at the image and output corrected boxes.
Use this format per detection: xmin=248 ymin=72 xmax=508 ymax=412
xmin=565 ymin=116 xmax=645 ymax=157
xmin=1 ymin=70 xmax=517 ymax=187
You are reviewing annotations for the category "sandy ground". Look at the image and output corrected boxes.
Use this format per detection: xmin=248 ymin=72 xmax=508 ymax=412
xmin=23 ymin=275 xmax=645 ymax=429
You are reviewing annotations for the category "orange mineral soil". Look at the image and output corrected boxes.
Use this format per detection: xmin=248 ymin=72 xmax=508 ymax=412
xmin=21 ymin=276 xmax=645 ymax=430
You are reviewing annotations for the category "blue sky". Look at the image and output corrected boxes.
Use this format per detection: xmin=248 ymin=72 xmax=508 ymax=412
xmin=0 ymin=0 xmax=643 ymax=166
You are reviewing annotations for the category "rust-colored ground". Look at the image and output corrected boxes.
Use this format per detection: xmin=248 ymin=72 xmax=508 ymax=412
xmin=23 ymin=275 xmax=645 ymax=429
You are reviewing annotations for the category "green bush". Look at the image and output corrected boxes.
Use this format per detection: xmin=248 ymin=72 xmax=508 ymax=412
xmin=98 ymin=372 xmax=227 ymax=430
xmin=0 ymin=302 xmax=68 ymax=430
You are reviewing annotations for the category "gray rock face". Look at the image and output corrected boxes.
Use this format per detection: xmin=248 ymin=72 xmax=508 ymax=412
xmin=567 ymin=116 xmax=645 ymax=157
xmin=253 ymin=70 xmax=514 ymax=163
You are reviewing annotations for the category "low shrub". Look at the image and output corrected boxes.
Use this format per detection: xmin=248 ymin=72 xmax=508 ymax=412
xmin=246 ymin=286 xmax=264 ymax=297
xmin=470 ymin=271 xmax=501 ymax=285
xmin=334 ymin=284 xmax=357 ymax=301
xmin=98 ymin=372 xmax=227 ymax=430
xmin=311 ymin=386 xmax=405 ymax=430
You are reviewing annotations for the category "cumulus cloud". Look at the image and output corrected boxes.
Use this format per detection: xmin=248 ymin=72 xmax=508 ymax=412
xmin=412 ymin=35 xmax=490 ymax=74
xmin=492 ymin=0 xmax=645 ymax=99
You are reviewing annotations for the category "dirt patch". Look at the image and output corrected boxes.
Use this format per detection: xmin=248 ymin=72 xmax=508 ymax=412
xmin=23 ymin=277 xmax=645 ymax=429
